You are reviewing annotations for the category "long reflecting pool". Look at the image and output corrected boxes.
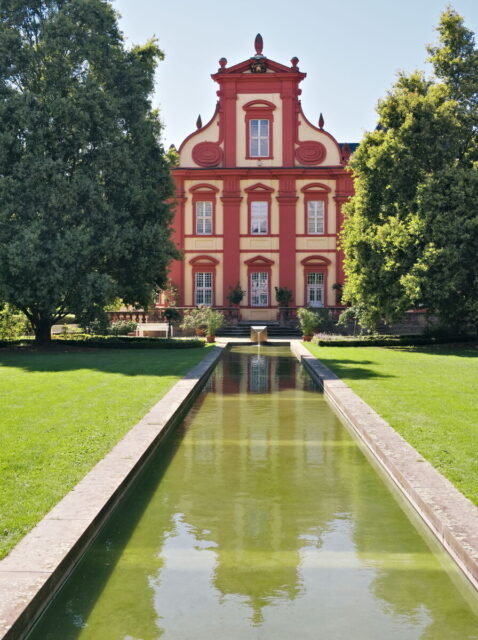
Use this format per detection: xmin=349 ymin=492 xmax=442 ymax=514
xmin=28 ymin=346 xmax=478 ymax=639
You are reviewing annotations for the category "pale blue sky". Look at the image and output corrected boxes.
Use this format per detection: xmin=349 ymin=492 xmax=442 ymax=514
xmin=112 ymin=0 xmax=478 ymax=148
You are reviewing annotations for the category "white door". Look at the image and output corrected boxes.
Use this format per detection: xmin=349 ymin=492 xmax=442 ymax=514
xmin=250 ymin=272 xmax=269 ymax=306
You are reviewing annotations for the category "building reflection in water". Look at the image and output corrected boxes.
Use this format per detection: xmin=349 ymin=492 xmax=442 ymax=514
xmin=249 ymin=354 xmax=269 ymax=393
xmin=27 ymin=347 xmax=478 ymax=640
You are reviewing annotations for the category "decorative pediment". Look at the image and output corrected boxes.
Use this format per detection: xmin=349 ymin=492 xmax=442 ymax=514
xmin=222 ymin=57 xmax=300 ymax=75
xmin=244 ymin=183 xmax=275 ymax=194
xmin=300 ymin=255 xmax=331 ymax=267
xmin=244 ymin=255 xmax=275 ymax=266
xmin=213 ymin=35 xmax=305 ymax=77
xmin=189 ymin=255 xmax=220 ymax=266
xmin=300 ymin=183 xmax=331 ymax=193
xmin=189 ymin=183 xmax=220 ymax=193
xmin=243 ymin=100 xmax=276 ymax=112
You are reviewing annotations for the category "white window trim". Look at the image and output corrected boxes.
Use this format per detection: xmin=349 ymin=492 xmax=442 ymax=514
xmin=250 ymin=201 xmax=268 ymax=235
xmin=250 ymin=271 xmax=269 ymax=307
xmin=195 ymin=272 xmax=213 ymax=306
xmin=307 ymin=200 xmax=325 ymax=235
xmin=307 ymin=272 xmax=324 ymax=307
xmin=249 ymin=119 xmax=269 ymax=158
xmin=195 ymin=201 xmax=213 ymax=235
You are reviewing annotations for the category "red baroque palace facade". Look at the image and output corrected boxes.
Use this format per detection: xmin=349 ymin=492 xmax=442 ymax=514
xmin=167 ymin=35 xmax=355 ymax=321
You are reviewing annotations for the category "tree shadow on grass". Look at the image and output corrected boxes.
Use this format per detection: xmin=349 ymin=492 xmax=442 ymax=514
xmin=27 ymin=419 xmax=188 ymax=640
xmin=0 ymin=345 xmax=210 ymax=377
xmin=314 ymin=358 xmax=396 ymax=381
xmin=389 ymin=344 xmax=478 ymax=358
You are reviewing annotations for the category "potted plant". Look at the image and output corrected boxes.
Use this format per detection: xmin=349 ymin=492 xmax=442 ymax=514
xmin=275 ymin=286 xmax=293 ymax=325
xmin=204 ymin=308 xmax=224 ymax=342
xmin=297 ymin=307 xmax=319 ymax=341
xmin=180 ymin=307 xmax=208 ymax=336
xmin=226 ymin=283 xmax=245 ymax=306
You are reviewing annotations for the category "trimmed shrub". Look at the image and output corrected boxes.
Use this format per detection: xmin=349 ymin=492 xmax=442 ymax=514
xmin=313 ymin=334 xmax=476 ymax=347
xmin=0 ymin=336 xmax=205 ymax=349
xmin=53 ymin=336 xmax=205 ymax=349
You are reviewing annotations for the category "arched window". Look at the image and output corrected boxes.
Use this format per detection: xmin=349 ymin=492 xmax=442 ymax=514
xmin=243 ymin=101 xmax=276 ymax=160
xmin=189 ymin=256 xmax=219 ymax=306
xmin=189 ymin=184 xmax=219 ymax=236
xmin=301 ymin=255 xmax=331 ymax=307
xmin=301 ymin=183 xmax=331 ymax=235
xmin=245 ymin=183 xmax=274 ymax=236
xmin=244 ymin=256 xmax=275 ymax=307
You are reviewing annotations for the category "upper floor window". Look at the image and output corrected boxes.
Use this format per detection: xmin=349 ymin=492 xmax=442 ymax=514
xmin=189 ymin=184 xmax=219 ymax=236
xmin=243 ymin=100 xmax=275 ymax=160
xmin=196 ymin=201 xmax=213 ymax=235
xmin=307 ymin=201 xmax=325 ymax=234
xmin=250 ymin=119 xmax=269 ymax=157
xmin=251 ymin=201 xmax=268 ymax=234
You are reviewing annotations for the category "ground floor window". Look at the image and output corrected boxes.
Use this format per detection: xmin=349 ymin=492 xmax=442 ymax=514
xmin=250 ymin=271 xmax=269 ymax=306
xmin=195 ymin=272 xmax=213 ymax=305
xmin=307 ymin=272 xmax=324 ymax=307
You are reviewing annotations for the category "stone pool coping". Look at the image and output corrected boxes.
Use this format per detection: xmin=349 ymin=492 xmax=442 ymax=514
xmin=290 ymin=340 xmax=478 ymax=592
xmin=0 ymin=344 xmax=226 ymax=640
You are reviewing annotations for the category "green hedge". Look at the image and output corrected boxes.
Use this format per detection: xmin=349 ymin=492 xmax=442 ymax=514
xmin=0 ymin=335 xmax=205 ymax=349
xmin=313 ymin=334 xmax=476 ymax=347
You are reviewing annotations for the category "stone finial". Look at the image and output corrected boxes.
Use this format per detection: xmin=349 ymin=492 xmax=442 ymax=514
xmin=196 ymin=115 xmax=202 ymax=130
xmin=255 ymin=33 xmax=263 ymax=55
xmin=218 ymin=57 xmax=227 ymax=70
xmin=291 ymin=57 xmax=299 ymax=69
xmin=318 ymin=113 xmax=325 ymax=129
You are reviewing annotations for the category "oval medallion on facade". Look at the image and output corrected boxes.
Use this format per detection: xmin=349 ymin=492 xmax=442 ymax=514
xmin=295 ymin=141 xmax=326 ymax=165
xmin=192 ymin=142 xmax=223 ymax=167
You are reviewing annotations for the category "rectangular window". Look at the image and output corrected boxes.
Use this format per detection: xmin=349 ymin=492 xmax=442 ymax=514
xmin=307 ymin=201 xmax=325 ymax=234
xmin=250 ymin=119 xmax=269 ymax=157
xmin=250 ymin=271 xmax=269 ymax=306
xmin=251 ymin=201 xmax=268 ymax=235
xmin=195 ymin=201 xmax=213 ymax=235
xmin=307 ymin=272 xmax=324 ymax=307
xmin=195 ymin=272 xmax=213 ymax=305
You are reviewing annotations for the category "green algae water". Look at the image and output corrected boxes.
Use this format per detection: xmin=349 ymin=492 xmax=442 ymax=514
xmin=28 ymin=346 xmax=478 ymax=639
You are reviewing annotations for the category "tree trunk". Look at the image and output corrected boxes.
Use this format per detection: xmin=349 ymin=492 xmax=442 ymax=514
xmin=33 ymin=317 xmax=53 ymax=344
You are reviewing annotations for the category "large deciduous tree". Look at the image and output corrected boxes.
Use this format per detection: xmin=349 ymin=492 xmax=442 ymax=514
xmin=0 ymin=0 xmax=179 ymax=342
xmin=341 ymin=8 xmax=478 ymax=331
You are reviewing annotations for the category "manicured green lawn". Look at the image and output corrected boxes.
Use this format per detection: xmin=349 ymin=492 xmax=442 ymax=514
xmin=305 ymin=343 xmax=478 ymax=506
xmin=0 ymin=346 xmax=212 ymax=559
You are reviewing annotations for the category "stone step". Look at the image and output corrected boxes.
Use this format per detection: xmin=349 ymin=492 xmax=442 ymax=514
xmin=216 ymin=325 xmax=301 ymax=337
